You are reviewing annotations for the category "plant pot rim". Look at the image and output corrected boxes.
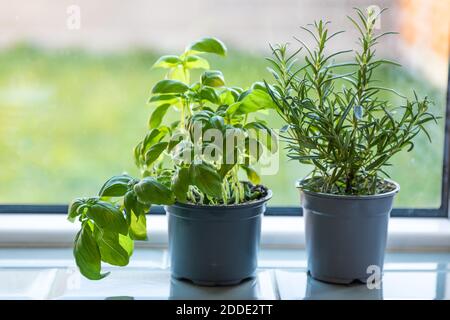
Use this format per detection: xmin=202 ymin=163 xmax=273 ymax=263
xmin=296 ymin=178 xmax=400 ymax=200
xmin=166 ymin=189 xmax=272 ymax=210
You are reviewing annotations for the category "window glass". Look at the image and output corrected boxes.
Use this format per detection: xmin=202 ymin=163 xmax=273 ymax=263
xmin=0 ymin=0 xmax=447 ymax=208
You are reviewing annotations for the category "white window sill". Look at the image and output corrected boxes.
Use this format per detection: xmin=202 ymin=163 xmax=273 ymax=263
xmin=0 ymin=214 xmax=449 ymax=251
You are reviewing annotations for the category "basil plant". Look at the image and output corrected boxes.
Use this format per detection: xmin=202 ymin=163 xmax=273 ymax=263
xmin=68 ymin=38 xmax=276 ymax=279
xmin=265 ymin=8 xmax=438 ymax=196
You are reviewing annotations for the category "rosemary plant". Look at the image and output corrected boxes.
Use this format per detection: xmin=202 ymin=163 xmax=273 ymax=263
xmin=266 ymin=8 xmax=438 ymax=195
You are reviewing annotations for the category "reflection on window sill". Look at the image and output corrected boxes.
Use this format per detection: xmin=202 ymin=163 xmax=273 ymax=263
xmin=0 ymin=214 xmax=449 ymax=250
xmin=1 ymin=248 xmax=449 ymax=299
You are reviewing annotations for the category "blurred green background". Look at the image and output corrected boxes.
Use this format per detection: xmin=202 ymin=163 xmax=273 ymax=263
xmin=0 ymin=44 xmax=445 ymax=207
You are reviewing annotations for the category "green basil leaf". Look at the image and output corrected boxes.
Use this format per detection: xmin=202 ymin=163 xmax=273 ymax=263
xmin=141 ymin=127 xmax=170 ymax=156
xmin=189 ymin=162 xmax=223 ymax=199
xmin=119 ymin=233 xmax=134 ymax=256
xmin=86 ymin=201 xmax=128 ymax=235
xmin=129 ymin=211 xmax=147 ymax=240
xmin=219 ymin=89 xmax=237 ymax=105
xmin=98 ymin=174 xmax=134 ymax=197
xmin=152 ymin=80 xmax=189 ymax=94
xmin=149 ymin=104 xmax=171 ymax=129
xmin=241 ymin=165 xmax=261 ymax=184
xmin=68 ymin=198 xmax=85 ymax=222
xmin=187 ymin=37 xmax=227 ymax=56
xmin=152 ymin=55 xmax=182 ymax=69
xmin=145 ymin=141 xmax=168 ymax=166
xmin=124 ymin=191 xmax=149 ymax=240
xmin=171 ymin=167 xmax=190 ymax=202
xmin=134 ymin=197 xmax=151 ymax=216
xmin=199 ymin=86 xmax=219 ymax=104
xmin=201 ymin=70 xmax=225 ymax=87
xmin=124 ymin=190 xmax=137 ymax=224
xmin=94 ymin=227 xmax=130 ymax=267
xmin=148 ymin=93 xmax=180 ymax=106
xmin=74 ymin=223 xmax=109 ymax=280
xmin=184 ymin=55 xmax=210 ymax=69
xmin=237 ymin=89 xmax=251 ymax=101
xmin=134 ymin=141 xmax=143 ymax=167
xmin=236 ymin=89 xmax=276 ymax=114
xmin=209 ymin=115 xmax=225 ymax=130
xmin=133 ymin=177 xmax=175 ymax=205
xmin=226 ymin=102 xmax=241 ymax=115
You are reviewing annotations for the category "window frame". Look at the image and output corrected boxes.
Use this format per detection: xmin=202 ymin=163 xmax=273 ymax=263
xmin=1 ymin=68 xmax=449 ymax=218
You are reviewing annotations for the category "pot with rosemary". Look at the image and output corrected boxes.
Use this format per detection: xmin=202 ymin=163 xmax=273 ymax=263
xmin=266 ymin=8 xmax=438 ymax=283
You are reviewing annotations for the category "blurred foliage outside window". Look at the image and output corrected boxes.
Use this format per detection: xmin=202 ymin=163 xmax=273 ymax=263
xmin=0 ymin=0 xmax=448 ymax=208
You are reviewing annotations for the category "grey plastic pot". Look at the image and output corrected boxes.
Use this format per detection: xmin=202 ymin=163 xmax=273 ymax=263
xmin=297 ymin=179 xmax=399 ymax=284
xmin=165 ymin=191 xmax=272 ymax=286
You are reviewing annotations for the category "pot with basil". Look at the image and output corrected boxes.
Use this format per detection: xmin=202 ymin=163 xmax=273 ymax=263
xmin=68 ymin=38 xmax=276 ymax=285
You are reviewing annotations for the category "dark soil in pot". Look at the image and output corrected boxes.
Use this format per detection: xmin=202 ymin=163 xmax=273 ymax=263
xmin=298 ymin=179 xmax=399 ymax=284
xmin=165 ymin=190 xmax=272 ymax=286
